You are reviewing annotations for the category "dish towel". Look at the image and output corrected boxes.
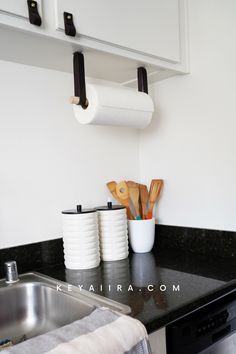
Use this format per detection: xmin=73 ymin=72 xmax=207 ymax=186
xmin=2 ymin=307 xmax=152 ymax=354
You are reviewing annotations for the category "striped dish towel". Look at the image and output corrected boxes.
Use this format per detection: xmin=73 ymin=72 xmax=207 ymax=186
xmin=2 ymin=307 xmax=151 ymax=354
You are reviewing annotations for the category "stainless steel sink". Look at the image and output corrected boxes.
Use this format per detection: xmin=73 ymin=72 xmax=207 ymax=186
xmin=0 ymin=272 xmax=130 ymax=344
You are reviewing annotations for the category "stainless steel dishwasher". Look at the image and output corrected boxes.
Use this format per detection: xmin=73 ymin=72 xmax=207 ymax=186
xmin=166 ymin=288 xmax=236 ymax=354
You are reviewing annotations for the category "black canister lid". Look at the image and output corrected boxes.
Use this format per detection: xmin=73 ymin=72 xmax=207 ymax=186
xmin=62 ymin=205 xmax=96 ymax=214
xmin=96 ymin=202 xmax=125 ymax=211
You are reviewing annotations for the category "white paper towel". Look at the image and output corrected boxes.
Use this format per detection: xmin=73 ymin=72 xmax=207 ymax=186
xmin=73 ymin=83 xmax=154 ymax=129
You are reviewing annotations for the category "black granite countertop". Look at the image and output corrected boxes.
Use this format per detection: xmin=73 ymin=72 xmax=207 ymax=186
xmin=1 ymin=225 xmax=235 ymax=333
xmin=38 ymin=249 xmax=236 ymax=333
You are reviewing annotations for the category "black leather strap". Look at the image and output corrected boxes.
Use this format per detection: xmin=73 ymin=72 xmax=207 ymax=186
xmin=73 ymin=52 xmax=87 ymax=108
xmin=137 ymin=67 xmax=148 ymax=94
xmin=64 ymin=12 xmax=76 ymax=37
xmin=27 ymin=0 xmax=42 ymax=27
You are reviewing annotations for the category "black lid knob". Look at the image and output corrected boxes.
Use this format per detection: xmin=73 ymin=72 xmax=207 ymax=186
xmin=62 ymin=204 xmax=96 ymax=214
xmin=96 ymin=204 xmax=125 ymax=211
xmin=76 ymin=205 xmax=82 ymax=212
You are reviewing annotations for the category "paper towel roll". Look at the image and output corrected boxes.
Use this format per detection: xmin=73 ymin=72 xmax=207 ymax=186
xmin=73 ymin=84 xmax=154 ymax=129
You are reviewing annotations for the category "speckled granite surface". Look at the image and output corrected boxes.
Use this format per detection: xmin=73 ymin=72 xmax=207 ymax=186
xmin=0 ymin=239 xmax=64 ymax=278
xmin=156 ymin=225 xmax=236 ymax=258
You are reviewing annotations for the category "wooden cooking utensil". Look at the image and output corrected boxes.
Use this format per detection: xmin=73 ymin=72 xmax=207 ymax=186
xmin=147 ymin=179 xmax=164 ymax=219
xmin=106 ymin=180 xmax=133 ymax=219
xmin=116 ymin=181 xmax=129 ymax=202
xmin=115 ymin=180 xmax=134 ymax=220
xmin=139 ymin=184 xmax=149 ymax=219
xmin=106 ymin=181 xmax=119 ymax=200
xmin=157 ymin=179 xmax=164 ymax=199
xmin=127 ymin=181 xmax=141 ymax=219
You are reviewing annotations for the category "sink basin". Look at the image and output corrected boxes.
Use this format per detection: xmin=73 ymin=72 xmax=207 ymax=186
xmin=0 ymin=272 xmax=130 ymax=344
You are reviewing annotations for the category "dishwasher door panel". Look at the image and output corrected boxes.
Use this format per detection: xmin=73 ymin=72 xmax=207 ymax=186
xmin=199 ymin=332 xmax=236 ymax=354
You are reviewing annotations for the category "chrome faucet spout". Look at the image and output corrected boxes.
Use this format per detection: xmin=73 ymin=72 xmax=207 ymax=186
xmin=4 ymin=261 xmax=19 ymax=284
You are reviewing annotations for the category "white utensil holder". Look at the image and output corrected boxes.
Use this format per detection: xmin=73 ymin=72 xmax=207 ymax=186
xmin=62 ymin=205 xmax=100 ymax=270
xmin=128 ymin=218 xmax=155 ymax=253
xmin=97 ymin=203 xmax=129 ymax=261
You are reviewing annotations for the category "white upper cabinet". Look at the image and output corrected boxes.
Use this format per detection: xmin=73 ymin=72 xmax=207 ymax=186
xmin=55 ymin=0 xmax=181 ymax=63
xmin=0 ymin=0 xmax=188 ymax=83
xmin=0 ymin=0 xmax=42 ymax=21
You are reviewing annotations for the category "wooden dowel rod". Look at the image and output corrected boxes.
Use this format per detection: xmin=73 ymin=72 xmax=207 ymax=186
xmin=69 ymin=96 xmax=89 ymax=108
xmin=69 ymin=96 xmax=80 ymax=105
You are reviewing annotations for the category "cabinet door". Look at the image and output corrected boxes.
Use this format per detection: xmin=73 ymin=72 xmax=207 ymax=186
xmin=0 ymin=0 xmax=42 ymax=20
xmin=149 ymin=327 xmax=167 ymax=354
xmin=55 ymin=0 xmax=181 ymax=63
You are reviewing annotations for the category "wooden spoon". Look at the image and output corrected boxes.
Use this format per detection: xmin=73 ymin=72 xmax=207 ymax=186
xmin=115 ymin=181 xmax=134 ymax=220
xmin=147 ymin=179 xmax=164 ymax=219
xmin=127 ymin=181 xmax=141 ymax=219
xmin=139 ymin=184 xmax=149 ymax=219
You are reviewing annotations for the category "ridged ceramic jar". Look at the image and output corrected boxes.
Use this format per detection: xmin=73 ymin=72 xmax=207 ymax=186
xmin=62 ymin=205 xmax=100 ymax=270
xmin=97 ymin=203 xmax=129 ymax=261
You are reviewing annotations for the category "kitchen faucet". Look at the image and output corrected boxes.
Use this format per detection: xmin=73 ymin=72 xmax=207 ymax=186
xmin=4 ymin=261 xmax=19 ymax=283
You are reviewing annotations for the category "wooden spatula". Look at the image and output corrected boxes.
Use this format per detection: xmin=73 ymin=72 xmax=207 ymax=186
xmin=139 ymin=184 xmax=149 ymax=219
xmin=115 ymin=180 xmax=134 ymax=220
xmin=106 ymin=181 xmax=119 ymax=201
xmin=147 ymin=179 xmax=164 ymax=219
xmin=127 ymin=181 xmax=141 ymax=219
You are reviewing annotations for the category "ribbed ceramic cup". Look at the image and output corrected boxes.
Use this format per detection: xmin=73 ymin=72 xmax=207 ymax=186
xmin=62 ymin=205 xmax=100 ymax=270
xmin=97 ymin=203 xmax=129 ymax=262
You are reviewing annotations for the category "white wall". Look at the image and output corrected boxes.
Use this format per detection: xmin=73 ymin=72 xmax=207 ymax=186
xmin=1 ymin=0 xmax=236 ymax=250
xmin=0 ymin=61 xmax=139 ymax=249
xmin=140 ymin=0 xmax=236 ymax=231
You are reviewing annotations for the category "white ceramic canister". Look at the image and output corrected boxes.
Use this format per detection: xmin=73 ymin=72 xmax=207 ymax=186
xmin=62 ymin=205 xmax=100 ymax=270
xmin=97 ymin=203 xmax=129 ymax=261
